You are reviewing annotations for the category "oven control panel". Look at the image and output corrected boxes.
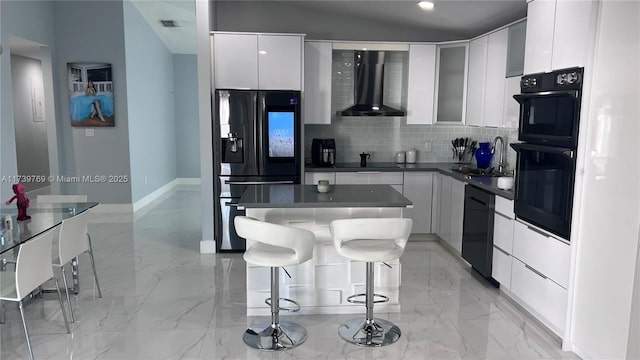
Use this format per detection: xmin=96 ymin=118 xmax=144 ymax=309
xmin=556 ymin=71 xmax=582 ymax=86
xmin=520 ymin=67 xmax=584 ymax=92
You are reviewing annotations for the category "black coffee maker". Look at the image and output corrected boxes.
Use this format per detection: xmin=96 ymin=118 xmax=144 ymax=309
xmin=311 ymin=139 xmax=336 ymax=167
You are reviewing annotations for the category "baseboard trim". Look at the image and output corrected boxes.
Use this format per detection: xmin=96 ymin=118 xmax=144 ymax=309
xmin=132 ymin=178 xmax=201 ymax=212
xmin=200 ymin=239 xmax=216 ymax=254
xmin=409 ymin=233 xmax=439 ymax=242
xmin=25 ymin=186 xmax=51 ymax=198
xmin=92 ymin=204 xmax=133 ymax=213
xmin=175 ymin=178 xmax=201 ymax=185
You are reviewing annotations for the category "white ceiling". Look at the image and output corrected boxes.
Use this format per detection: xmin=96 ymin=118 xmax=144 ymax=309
xmin=131 ymin=0 xmax=197 ymax=54
xmin=11 ymin=1 xmax=527 ymax=58
xmin=212 ymin=0 xmax=528 ymax=42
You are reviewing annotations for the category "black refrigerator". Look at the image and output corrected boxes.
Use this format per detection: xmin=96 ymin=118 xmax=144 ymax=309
xmin=213 ymin=90 xmax=302 ymax=252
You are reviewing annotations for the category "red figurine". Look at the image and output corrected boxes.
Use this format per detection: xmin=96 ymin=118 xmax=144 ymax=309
xmin=5 ymin=183 xmax=31 ymax=221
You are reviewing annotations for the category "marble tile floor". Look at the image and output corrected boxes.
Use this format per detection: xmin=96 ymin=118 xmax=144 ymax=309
xmin=0 ymin=185 xmax=581 ymax=360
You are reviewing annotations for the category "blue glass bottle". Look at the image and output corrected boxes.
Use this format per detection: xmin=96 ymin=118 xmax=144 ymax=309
xmin=475 ymin=142 xmax=493 ymax=169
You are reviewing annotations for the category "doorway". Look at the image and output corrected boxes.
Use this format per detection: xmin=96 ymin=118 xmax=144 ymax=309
xmin=9 ymin=36 xmax=59 ymax=195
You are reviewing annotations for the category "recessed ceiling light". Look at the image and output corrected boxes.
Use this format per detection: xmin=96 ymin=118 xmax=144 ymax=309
xmin=418 ymin=1 xmax=435 ymax=11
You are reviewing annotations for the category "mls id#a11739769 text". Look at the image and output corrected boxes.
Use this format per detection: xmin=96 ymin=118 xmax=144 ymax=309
xmin=1 ymin=174 xmax=129 ymax=184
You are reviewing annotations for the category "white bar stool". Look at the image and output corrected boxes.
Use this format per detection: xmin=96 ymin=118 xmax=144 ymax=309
xmin=330 ymin=218 xmax=413 ymax=347
xmin=235 ymin=216 xmax=315 ymax=351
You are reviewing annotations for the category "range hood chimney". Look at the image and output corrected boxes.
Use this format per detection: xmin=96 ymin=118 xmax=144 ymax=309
xmin=340 ymin=51 xmax=405 ymax=117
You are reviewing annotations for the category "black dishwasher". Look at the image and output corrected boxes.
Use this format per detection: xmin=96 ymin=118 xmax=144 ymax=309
xmin=462 ymin=185 xmax=496 ymax=282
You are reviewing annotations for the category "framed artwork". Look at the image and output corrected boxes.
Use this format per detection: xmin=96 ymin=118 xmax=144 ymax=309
xmin=67 ymin=62 xmax=115 ymax=127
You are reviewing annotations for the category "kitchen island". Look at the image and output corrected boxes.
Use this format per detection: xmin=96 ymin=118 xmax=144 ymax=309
xmin=238 ymin=184 xmax=412 ymax=316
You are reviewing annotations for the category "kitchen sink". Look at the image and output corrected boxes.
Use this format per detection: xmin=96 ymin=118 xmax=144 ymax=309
xmin=451 ymin=166 xmax=512 ymax=177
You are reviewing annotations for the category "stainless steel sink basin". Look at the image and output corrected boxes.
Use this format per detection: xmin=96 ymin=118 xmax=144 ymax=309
xmin=451 ymin=166 xmax=512 ymax=178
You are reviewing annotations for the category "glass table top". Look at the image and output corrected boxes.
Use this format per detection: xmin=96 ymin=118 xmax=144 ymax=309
xmin=0 ymin=202 xmax=98 ymax=255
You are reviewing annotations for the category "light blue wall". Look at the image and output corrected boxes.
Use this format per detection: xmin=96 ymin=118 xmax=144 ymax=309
xmin=53 ymin=0 xmax=132 ymax=204
xmin=0 ymin=0 xmax=55 ymax=202
xmin=123 ymin=1 xmax=176 ymax=203
xmin=173 ymin=54 xmax=200 ymax=178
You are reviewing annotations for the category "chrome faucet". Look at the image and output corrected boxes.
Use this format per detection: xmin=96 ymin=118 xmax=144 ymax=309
xmin=492 ymin=136 xmax=506 ymax=174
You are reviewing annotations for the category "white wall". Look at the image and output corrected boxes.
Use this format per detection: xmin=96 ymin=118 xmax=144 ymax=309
xmin=629 ymin=239 xmax=640 ymax=359
xmin=173 ymin=54 xmax=200 ymax=178
xmin=123 ymin=1 xmax=176 ymax=203
xmin=53 ymin=0 xmax=132 ymax=204
xmin=10 ymin=54 xmax=50 ymax=192
xmin=569 ymin=1 xmax=640 ymax=358
xmin=196 ymin=0 xmax=214 ymax=253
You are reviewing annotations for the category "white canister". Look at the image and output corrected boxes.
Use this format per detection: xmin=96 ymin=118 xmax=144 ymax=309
xmin=497 ymin=177 xmax=515 ymax=190
xmin=395 ymin=151 xmax=406 ymax=163
xmin=317 ymin=180 xmax=330 ymax=193
xmin=406 ymin=149 xmax=417 ymax=163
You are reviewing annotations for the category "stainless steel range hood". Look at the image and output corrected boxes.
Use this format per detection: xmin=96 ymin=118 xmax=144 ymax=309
xmin=340 ymin=51 xmax=405 ymax=117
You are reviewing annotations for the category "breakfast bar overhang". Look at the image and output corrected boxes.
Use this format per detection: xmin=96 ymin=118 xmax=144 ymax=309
xmin=238 ymin=184 xmax=412 ymax=316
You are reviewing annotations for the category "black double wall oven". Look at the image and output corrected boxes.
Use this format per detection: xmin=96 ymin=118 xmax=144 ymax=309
xmin=511 ymin=67 xmax=584 ymax=240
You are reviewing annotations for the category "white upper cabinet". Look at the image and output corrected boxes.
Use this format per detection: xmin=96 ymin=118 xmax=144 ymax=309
xmin=523 ymin=0 xmax=555 ymax=74
xmin=304 ymin=42 xmax=332 ymax=124
xmin=465 ymin=36 xmax=487 ymax=127
xmin=465 ymin=28 xmax=508 ymax=128
xmin=551 ymin=0 xmax=597 ymax=70
xmin=213 ymin=32 xmax=303 ymax=90
xmin=506 ymin=21 xmax=527 ymax=77
xmin=435 ymin=43 xmax=469 ymax=124
xmin=503 ymin=76 xmax=521 ymax=129
xmin=258 ymin=34 xmax=302 ymax=90
xmin=406 ymin=44 xmax=437 ymax=125
xmin=213 ymin=33 xmax=259 ymax=89
xmin=524 ymin=0 xmax=597 ymax=74
xmin=483 ymin=29 xmax=509 ymax=127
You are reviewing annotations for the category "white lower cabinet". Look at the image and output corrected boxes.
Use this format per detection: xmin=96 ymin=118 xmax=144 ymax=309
xmin=335 ymin=172 xmax=403 ymax=193
xmin=513 ymin=221 xmax=571 ymax=288
xmin=433 ymin=175 xmax=464 ymax=254
xmin=510 ymin=258 xmax=568 ymax=334
xmin=493 ymin=213 xmax=514 ymax=252
xmin=449 ymin=178 xmax=466 ymax=253
xmin=437 ymin=175 xmax=452 ymax=244
xmin=307 ymin=171 xmax=437 ymax=235
xmin=431 ymin=173 xmax=441 ymax=235
xmin=492 ymin=246 xmax=512 ymax=289
xmin=402 ymin=172 xmax=434 ymax=233
xmin=490 ymin=196 xmax=570 ymax=336
xmin=492 ymin=210 xmax=514 ymax=290
xmin=305 ymin=172 xmax=336 ymax=185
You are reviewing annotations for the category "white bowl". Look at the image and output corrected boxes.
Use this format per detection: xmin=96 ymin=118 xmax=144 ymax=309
xmin=497 ymin=176 xmax=514 ymax=190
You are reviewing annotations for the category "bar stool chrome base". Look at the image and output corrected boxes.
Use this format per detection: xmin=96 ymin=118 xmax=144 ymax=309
xmin=338 ymin=317 xmax=401 ymax=347
xmin=243 ymin=321 xmax=308 ymax=351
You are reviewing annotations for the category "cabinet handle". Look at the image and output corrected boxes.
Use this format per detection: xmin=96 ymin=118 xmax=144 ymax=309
xmin=525 ymin=264 xmax=548 ymax=279
xmin=526 ymin=225 xmax=551 ymax=238
xmin=356 ymin=171 xmax=382 ymax=174
xmin=494 ymin=246 xmax=510 ymax=256
xmin=226 ymin=180 xmax=294 ymax=185
xmin=468 ymin=196 xmax=488 ymax=207
xmin=495 ymin=212 xmax=513 ymax=221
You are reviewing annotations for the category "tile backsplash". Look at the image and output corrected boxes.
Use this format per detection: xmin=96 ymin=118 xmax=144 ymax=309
xmin=309 ymin=49 xmax=519 ymax=170
xmin=305 ymin=119 xmax=518 ymax=170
